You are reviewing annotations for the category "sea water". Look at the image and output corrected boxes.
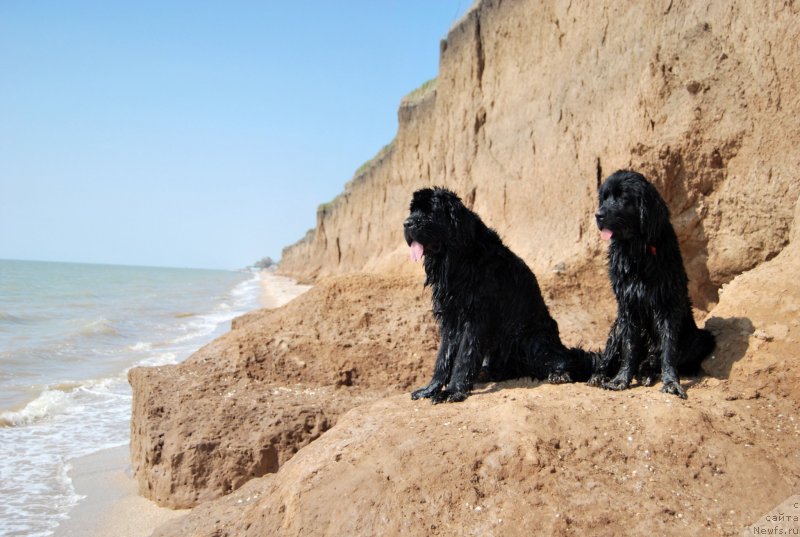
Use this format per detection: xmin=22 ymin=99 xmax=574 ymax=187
xmin=0 ymin=259 xmax=261 ymax=536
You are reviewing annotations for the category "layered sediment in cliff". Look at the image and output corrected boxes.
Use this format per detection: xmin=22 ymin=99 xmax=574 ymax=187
xmin=280 ymin=0 xmax=800 ymax=312
xmin=133 ymin=1 xmax=800 ymax=535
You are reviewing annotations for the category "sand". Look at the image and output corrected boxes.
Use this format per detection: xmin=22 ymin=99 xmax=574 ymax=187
xmin=53 ymin=271 xmax=311 ymax=537
xmin=259 ymin=269 xmax=312 ymax=309
xmin=53 ymin=445 xmax=186 ymax=537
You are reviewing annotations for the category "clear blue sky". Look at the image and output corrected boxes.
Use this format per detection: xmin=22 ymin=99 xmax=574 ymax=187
xmin=0 ymin=1 xmax=471 ymax=270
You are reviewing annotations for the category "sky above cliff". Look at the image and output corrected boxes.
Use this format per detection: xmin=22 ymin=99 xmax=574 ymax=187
xmin=0 ymin=1 xmax=471 ymax=270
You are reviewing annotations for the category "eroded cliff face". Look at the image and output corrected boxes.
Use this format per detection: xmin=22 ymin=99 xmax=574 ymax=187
xmin=279 ymin=0 xmax=800 ymax=311
xmin=128 ymin=275 xmax=439 ymax=508
xmin=141 ymin=200 xmax=800 ymax=533
xmin=152 ymin=385 xmax=799 ymax=537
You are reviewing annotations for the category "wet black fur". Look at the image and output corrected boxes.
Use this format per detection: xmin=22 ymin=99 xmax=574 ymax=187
xmin=589 ymin=170 xmax=715 ymax=398
xmin=404 ymin=187 xmax=594 ymax=404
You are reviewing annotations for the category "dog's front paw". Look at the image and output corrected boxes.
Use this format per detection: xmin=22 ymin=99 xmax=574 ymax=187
xmin=547 ymin=371 xmax=572 ymax=384
xmin=430 ymin=390 xmax=469 ymax=404
xmin=587 ymin=374 xmax=609 ymax=387
xmin=411 ymin=383 xmax=441 ymax=400
xmin=601 ymin=378 xmax=631 ymax=391
xmin=660 ymin=380 xmax=687 ymax=399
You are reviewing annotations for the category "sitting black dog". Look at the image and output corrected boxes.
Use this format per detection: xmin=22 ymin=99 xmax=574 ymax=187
xmin=590 ymin=170 xmax=715 ymax=398
xmin=404 ymin=187 xmax=594 ymax=403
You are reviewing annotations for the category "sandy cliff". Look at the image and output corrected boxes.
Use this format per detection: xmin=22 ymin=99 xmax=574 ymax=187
xmin=152 ymin=382 xmax=798 ymax=537
xmin=146 ymin=199 xmax=800 ymax=535
xmin=128 ymin=275 xmax=438 ymax=508
xmin=131 ymin=0 xmax=800 ymax=535
xmin=280 ymin=0 xmax=800 ymax=312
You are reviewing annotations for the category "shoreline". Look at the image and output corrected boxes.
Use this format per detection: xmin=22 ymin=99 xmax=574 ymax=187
xmin=258 ymin=269 xmax=312 ymax=308
xmin=53 ymin=271 xmax=311 ymax=537
xmin=53 ymin=445 xmax=186 ymax=537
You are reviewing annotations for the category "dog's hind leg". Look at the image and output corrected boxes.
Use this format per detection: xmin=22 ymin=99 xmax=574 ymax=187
xmin=563 ymin=346 xmax=600 ymax=383
xmin=677 ymin=323 xmax=716 ymax=376
xmin=537 ymin=341 xmax=575 ymax=384
xmin=475 ymin=354 xmax=495 ymax=382
xmin=411 ymin=326 xmax=454 ymax=400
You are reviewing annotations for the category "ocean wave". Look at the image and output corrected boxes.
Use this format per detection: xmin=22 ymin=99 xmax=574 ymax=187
xmin=0 ymin=389 xmax=71 ymax=427
xmin=134 ymin=351 xmax=178 ymax=368
xmin=169 ymin=316 xmax=221 ymax=344
xmin=0 ymin=311 xmax=47 ymax=325
xmin=0 ymin=262 xmax=264 ymax=536
xmin=166 ymin=276 xmax=259 ymax=346
xmin=128 ymin=277 xmax=259 ymax=354
xmin=0 ymin=311 xmax=24 ymax=323
xmin=77 ymin=317 xmax=120 ymax=338
xmin=49 ymin=381 xmax=85 ymax=392
xmin=0 ymin=378 xmax=120 ymax=428
xmin=231 ymin=275 xmax=261 ymax=302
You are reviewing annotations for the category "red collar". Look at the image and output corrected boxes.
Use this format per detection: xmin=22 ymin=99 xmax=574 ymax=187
xmin=647 ymin=245 xmax=657 ymax=256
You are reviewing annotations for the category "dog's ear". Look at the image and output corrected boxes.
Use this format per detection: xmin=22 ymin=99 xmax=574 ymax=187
xmin=454 ymin=204 xmax=477 ymax=243
xmin=442 ymin=191 xmax=477 ymax=243
xmin=411 ymin=188 xmax=434 ymax=213
xmin=639 ymin=182 xmax=669 ymax=243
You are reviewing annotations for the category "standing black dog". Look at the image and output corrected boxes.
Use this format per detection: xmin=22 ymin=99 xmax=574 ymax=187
xmin=404 ymin=187 xmax=594 ymax=404
xmin=590 ymin=170 xmax=715 ymax=398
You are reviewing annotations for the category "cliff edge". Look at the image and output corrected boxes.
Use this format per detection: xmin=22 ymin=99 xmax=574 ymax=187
xmin=280 ymin=0 xmax=800 ymax=312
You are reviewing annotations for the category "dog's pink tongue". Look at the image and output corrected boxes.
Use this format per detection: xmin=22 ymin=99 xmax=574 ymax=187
xmin=600 ymin=229 xmax=613 ymax=241
xmin=409 ymin=241 xmax=424 ymax=262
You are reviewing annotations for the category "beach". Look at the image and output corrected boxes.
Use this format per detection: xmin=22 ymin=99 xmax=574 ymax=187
xmin=51 ymin=270 xmax=310 ymax=537
xmin=258 ymin=269 xmax=312 ymax=309
xmin=53 ymin=446 xmax=185 ymax=537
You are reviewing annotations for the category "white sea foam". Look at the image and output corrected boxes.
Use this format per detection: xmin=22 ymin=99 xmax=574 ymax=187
xmin=0 ymin=390 xmax=72 ymax=427
xmin=129 ymin=341 xmax=153 ymax=352
xmin=0 ymin=262 xmax=263 ymax=536
xmin=135 ymin=351 xmax=178 ymax=368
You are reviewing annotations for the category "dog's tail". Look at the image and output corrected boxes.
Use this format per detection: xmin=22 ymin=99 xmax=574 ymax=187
xmin=565 ymin=347 xmax=602 ymax=382
xmin=679 ymin=328 xmax=716 ymax=376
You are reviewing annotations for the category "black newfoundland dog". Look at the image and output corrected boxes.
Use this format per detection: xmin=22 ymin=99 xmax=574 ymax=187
xmin=404 ymin=187 xmax=594 ymax=403
xmin=590 ymin=170 xmax=715 ymax=398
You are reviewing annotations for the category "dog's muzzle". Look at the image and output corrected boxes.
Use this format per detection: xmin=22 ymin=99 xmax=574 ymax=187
xmin=594 ymin=209 xmax=606 ymax=229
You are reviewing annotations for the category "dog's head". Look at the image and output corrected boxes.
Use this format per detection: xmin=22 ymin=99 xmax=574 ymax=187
xmin=403 ymin=187 xmax=476 ymax=261
xmin=595 ymin=170 xmax=669 ymax=244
